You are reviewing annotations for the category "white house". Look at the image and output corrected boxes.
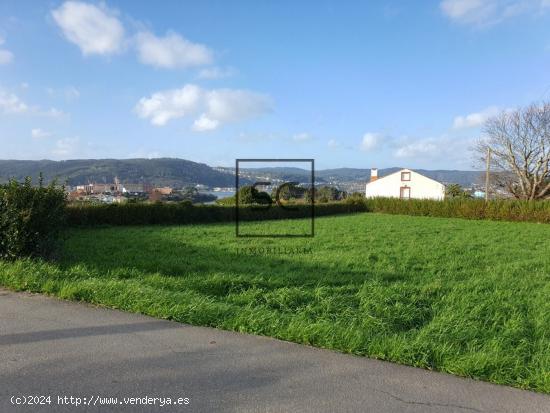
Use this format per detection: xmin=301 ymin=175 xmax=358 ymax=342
xmin=365 ymin=168 xmax=446 ymax=200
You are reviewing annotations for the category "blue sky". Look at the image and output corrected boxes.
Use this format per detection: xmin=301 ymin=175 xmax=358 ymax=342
xmin=1 ymin=0 xmax=550 ymax=169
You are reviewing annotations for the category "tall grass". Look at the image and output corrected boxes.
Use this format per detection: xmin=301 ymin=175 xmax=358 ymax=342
xmin=1 ymin=214 xmax=549 ymax=393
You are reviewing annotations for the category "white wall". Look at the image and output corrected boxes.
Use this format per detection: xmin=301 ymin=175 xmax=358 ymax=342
xmin=365 ymin=169 xmax=445 ymax=200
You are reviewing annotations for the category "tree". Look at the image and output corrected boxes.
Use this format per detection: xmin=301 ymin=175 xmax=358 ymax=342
xmin=445 ymin=183 xmax=471 ymax=199
xmin=315 ymin=186 xmax=345 ymax=202
xmin=237 ymin=185 xmax=271 ymax=205
xmin=237 ymin=186 xmax=256 ymax=204
xmin=277 ymin=182 xmax=306 ymax=201
xmin=475 ymin=102 xmax=550 ymax=200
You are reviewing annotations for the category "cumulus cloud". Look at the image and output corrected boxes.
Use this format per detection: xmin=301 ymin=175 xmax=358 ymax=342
xmin=51 ymin=1 xmax=125 ymax=55
xmin=393 ymin=136 xmax=474 ymax=168
xmin=135 ymin=31 xmax=213 ymax=69
xmin=135 ymin=84 xmax=272 ymax=131
xmin=135 ymin=84 xmax=203 ymax=126
xmin=360 ymin=133 xmax=380 ymax=151
xmin=192 ymin=114 xmax=219 ymax=131
xmin=197 ymin=66 xmax=237 ymax=79
xmin=440 ymin=0 xmax=550 ymax=25
xmin=0 ymin=91 xmax=28 ymax=113
xmin=50 ymin=2 xmax=220 ymax=72
xmin=0 ymin=90 xmax=67 ymax=118
xmin=452 ymin=106 xmax=500 ymax=129
xmin=31 ymin=128 xmax=52 ymax=139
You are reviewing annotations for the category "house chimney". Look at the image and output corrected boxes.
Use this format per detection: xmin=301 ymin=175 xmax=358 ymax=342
xmin=370 ymin=168 xmax=378 ymax=182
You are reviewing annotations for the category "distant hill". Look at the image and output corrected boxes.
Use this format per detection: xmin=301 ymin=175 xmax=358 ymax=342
xmin=221 ymin=166 xmax=483 ymax=187
xmin=0 ymin=158 xmax=237 ymax=188
xmin=318 ymin=168 xmax=483 ymax=187
xmin=0 ymin=159 xmax=483 ymax=188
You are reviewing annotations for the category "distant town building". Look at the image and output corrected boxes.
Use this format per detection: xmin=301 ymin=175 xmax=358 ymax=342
xmin=365 ymin=168 xmax=446 ymax=200
xmin=122 ymin=183 xmax=146 ymax=193
xmin=153 ymin=187 xmax=173 ymax=196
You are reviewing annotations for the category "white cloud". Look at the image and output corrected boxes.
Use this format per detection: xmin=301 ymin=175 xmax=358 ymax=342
xmin=204 ymin=89 xmax=271 ymax=123
xmin=293 ymin=132 xmax=312 ymax=142
xmin=360 ymin=133 xmax=380 ymax=151
xmin=52 ymin=137 xmax=79 ymax=157
xmin=42 ymin=107 xmax=67 ymax=118
xmin=135 ymin=84 xmax=272 ymax=131
xmin=192 ymin=114 xmax=219 ymax=131
xmin=31 ymin=128 xmax=52 ymax=139
xmin=452 ymin=106 xmax=499 ymax=129
xmin=440 ymin=0 xmax=550 ymax=25
xmin=0 ymin=49 xmax=13 ymax=65
xmin=395 ymin=140 xmax=439 ymax=158
xmin=135 ymin=31 xmax=213 ymax=69
xmin=440 ymin=0 xmax=497 ymax=24
xmin=51 ymin=1 xmax=125 ymax=56
xmin=128 ymin=149 xmax=162 ymax=159
xmin=135 ymin=84 xmax=203 ymax=126
xmin=393 ymin=136 xmax=474 ymax=169
xmin=197 ymin=66 xmax=237 ymax=79
xmin=0 ymin=90 xmax=68 ymax=118
xmin=0 ymin=35 xmax=13 ymax=64
xmin=0 ymin=91 xmax=28 ymax=113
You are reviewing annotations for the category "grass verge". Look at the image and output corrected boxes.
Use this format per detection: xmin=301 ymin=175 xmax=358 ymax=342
xmin=1 ymin=213 xmax=549 ymax=393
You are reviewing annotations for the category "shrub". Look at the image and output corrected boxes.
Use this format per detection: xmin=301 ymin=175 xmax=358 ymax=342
xmin=66 ymin=202 xmax=368 ymax=226
xmin=0 ymin=177 xmax=67 ymax=259
xmin=65 ymin=197 xmax=550 ymax=227
xmin=362 ymin=197 xmax=550 ymax=223
xmin=215 ymin=196 xmax=236 ymax=206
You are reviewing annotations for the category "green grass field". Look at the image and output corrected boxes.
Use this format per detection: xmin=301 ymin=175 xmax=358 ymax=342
xmin=1 ymin=213 xmax=549 ymax=393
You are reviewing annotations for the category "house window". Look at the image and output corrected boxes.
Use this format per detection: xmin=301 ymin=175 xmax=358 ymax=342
xmin=401 ymin=171 xmax=411 ymax=181
xmin=400 ymin=186 xmax=411 ymax=199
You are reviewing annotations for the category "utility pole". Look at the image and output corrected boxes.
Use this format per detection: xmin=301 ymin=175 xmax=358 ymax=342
xmin=485 ymin=147 xmax=491 ymax=201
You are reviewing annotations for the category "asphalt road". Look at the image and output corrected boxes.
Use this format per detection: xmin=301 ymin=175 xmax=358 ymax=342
xmin=1 ymin=288 xmax=548 ymax=413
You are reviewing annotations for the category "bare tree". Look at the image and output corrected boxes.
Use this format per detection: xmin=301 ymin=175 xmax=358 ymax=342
xmin=475 ymin=102 xmax=550 ymax=200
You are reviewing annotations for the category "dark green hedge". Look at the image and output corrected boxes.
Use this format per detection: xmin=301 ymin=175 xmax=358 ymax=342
xmin=0 ymin=178 xmax=66 ymax=259
xmin=363 ymin=197 xmax=550 ymax=223
xmin=65 ymin=197 xmax=550 ymax=227
xmin=66 ymin=202 xmax=367 ymax=226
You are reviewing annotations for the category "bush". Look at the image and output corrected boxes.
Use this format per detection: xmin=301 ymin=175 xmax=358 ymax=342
xmin=66 ymin=202 xmax=368 ymax=226
xmin=215 ymin=196 xmax=235 ymax=206
xmin=0 ymin=177 xmax=66 ymax=259
xmin=65 ymin=196 xmax=550 ymax=227
xmin=362 ymin=197 xmax=550 ymax=223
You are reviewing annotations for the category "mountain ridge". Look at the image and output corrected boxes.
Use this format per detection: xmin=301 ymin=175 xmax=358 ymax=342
xmin=0 ymin=159 xmax=482 ymax=188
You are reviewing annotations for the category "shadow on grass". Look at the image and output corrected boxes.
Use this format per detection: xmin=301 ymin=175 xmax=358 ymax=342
xmin=58 ymin=227 xmax=380 ymax=290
